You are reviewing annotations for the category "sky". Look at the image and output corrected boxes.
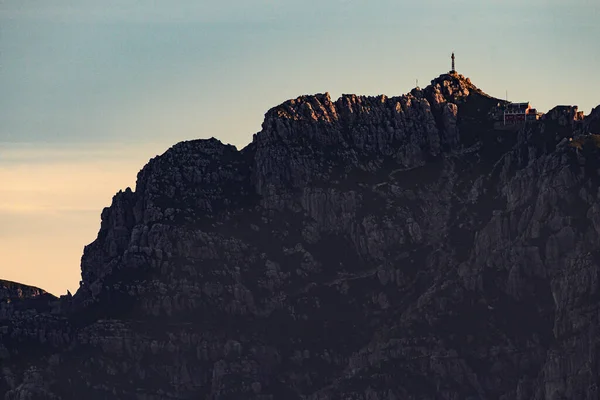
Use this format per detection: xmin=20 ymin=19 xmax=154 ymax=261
xmin=1 ymin=0 xmax=599 ymax=296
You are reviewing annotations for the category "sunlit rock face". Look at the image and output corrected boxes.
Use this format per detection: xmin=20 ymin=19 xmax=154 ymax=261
xmin=2 ymin=74 xmax=600 ymax=400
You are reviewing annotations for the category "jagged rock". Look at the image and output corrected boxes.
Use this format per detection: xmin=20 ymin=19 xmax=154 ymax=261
xmin=2 ymin=73 xmax=600 ymax=399
xmin=0 ymin=281 xmax=49 ymax=301
xmin=544 ymin=105 xmax=583 ymax=126
xmin=584 ymin=105 xmax=600 ymax=134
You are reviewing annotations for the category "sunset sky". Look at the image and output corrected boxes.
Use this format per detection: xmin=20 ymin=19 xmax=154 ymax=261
xmin=1 ymin=0 xmax=599 ymax=296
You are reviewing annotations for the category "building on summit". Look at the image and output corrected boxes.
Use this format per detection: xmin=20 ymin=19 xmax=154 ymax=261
xmin=503 ymin=102 xmax=541 ymax=125
xmin=445 ymin=53 xmax=543 ymax=127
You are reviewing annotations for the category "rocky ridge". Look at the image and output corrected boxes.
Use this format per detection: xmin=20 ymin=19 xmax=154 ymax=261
xmin=0 ymin=281 xmax=50 ymax=302
xmin=2 ymin=72 xmax=600 ymax=399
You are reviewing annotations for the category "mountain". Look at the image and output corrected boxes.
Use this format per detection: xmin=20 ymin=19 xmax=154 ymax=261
xmin=0 ymin=280 xmax=51 ymax=302
xmin=2 ymin=72 xmax=600 ymax=399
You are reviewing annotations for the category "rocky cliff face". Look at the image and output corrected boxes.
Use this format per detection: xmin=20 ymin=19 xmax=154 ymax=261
xmin=2 ymin=73 xmax=600 ymax=400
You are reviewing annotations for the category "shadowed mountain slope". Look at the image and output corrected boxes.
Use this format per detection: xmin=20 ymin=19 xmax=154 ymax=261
xmin=2 ymin=73 xmax=600 ymax=400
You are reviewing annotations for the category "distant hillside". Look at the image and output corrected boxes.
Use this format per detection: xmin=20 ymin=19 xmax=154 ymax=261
xmin=0 ymin=279 xmax=51 ymax=301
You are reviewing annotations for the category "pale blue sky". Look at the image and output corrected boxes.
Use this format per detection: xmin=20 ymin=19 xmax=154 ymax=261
xmin=1 ymin=0 xmax=599 ymax=295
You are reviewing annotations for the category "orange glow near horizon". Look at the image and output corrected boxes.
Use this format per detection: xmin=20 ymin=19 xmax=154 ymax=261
xmin=0 ymin=144 xmax=168 ymax=296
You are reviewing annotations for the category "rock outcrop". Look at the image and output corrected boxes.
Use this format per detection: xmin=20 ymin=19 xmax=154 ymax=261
xmin=584 ymin=105 xmax=600 ymax=134
xmin=2 ymin=73 xmax=600 ymax=400
xmin=0 ymin=281 xmax=50 ymax=302
xmin=544 ymin=105 xmax=585 ymax=127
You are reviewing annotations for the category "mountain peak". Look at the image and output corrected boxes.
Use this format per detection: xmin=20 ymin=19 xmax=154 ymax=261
xmin=427 ymin=72 xmax=490 ymax=102
xmin=3 ymin=73 xmax=600 ymax=399
xmin=260 ymin=72 xmax=491 ymax=131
